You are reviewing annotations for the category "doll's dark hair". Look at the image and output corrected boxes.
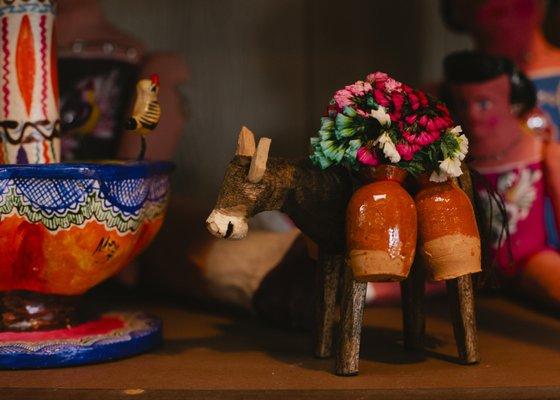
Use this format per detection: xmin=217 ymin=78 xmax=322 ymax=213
xmin=443 ymin=51 xmax=536 ymax=115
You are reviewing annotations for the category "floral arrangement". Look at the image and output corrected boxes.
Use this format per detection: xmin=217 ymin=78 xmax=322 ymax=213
xmin=310 ymin=72 xmax=468 ymax=182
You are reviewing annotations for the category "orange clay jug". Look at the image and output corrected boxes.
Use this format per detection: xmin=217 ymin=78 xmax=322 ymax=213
xmin=415 ymin=176 xmax=481 ymax=281
xmin=346 ymin=165 xmax=417 ymax=282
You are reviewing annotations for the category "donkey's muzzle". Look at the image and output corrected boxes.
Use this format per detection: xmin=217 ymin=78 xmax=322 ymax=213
xmin=206 ymin=209 xmax=248 ymax=240
xmin=224 ymin=222 xmax=234 ymax=239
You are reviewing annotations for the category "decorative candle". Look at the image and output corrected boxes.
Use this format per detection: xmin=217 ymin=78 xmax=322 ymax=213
xmin=0 ymin=0 xmax=60 ymax=164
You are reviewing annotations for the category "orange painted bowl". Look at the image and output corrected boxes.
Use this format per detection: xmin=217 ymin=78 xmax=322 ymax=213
xmin=0 ymin=161 xmax=173 ymax=296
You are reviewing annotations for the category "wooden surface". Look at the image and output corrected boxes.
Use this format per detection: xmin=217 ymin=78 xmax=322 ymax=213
xmin=2 ymin=294 xmax=560 ymax=399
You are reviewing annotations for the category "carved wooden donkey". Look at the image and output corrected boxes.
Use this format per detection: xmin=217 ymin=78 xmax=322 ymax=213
xmin=207 ymin=127 xmax=480 ymax=376
xmin=206 ymin=127 xmax=353 ymax=359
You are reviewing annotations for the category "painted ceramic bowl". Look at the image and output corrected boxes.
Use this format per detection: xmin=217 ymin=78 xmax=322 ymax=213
xmin=0 ymin=161 xmax=173 ymax=296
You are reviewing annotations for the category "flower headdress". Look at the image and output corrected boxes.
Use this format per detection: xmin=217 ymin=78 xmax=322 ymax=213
xmin=310 ymin=72 xmax=468 ymax=182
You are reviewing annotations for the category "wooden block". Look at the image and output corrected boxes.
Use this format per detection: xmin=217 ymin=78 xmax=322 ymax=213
xmin=236 ymin=126 xmax=256 ymax=156
xmin=446 ymin=274 xmax=480 ymax=364
xmin=335 ymin=266 xmax=367 ymax=376
xmin=401 ymin=260 xmax=426 ymax=351
xmin=314 ymin=252 xmax=343 ymax=359
xmin=248 ymin=138 xmax=271 ymax=183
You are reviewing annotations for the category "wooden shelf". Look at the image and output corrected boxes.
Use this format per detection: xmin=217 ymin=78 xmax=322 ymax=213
xmin=1 ymin=294 xmax=560 ymax=399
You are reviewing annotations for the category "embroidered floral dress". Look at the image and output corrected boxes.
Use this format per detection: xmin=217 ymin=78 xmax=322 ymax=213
xmin=477 ymin=159 xmax=555 ymax=277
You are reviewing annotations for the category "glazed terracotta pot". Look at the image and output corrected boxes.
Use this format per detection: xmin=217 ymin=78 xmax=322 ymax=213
xmin=0 ymin=161 xmax=173 ymax=330
xmin=415 ymin=176 xmax=481 ymax=281
xmin=346 ymin=165 xmax=417 ymax=282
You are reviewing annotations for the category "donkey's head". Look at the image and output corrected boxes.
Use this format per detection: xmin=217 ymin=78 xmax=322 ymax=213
xmin=206 ymin=127 xmax=274 ymax=239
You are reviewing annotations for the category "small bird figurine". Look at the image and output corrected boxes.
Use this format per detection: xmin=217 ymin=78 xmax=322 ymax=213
xmin=125 ymin=74 xmax=161 ymax=160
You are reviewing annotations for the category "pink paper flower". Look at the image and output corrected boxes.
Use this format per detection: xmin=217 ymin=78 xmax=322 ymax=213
xmin=402 ymin=129 xmax=441 ymax=146
xmin=326 ymin=103 xmax=338 ymax=117
xmin=396 ymin=142 xmax=421 ymax=161
xmin=384 ymin=78 xmax=402 ymax=93
xmin=408 ymin=92 xmax=420 ymax=111
xmin=333 ymin=89 xmax=354 ymax=109
xmin=436 ymin=102 xmax=452 ymax=119
xmin=356 ymin=109 xmax=370 ymax=118
xmin=366 ymin=72 xmax=389 ymax=84
xmin=373 ymin=89 xmax=390 ymax=108
xmin=417 ymin=90 xmax=429 ymax=107
xmin=405 ymin=114 xmax=417 ymax=124
xmin=357 ymin=146 xmax=380 ymax=166
xmin=390 ymin=92 xmax=405 ymax=121
xmin=346 ymin=80 xmax=373 ymax=97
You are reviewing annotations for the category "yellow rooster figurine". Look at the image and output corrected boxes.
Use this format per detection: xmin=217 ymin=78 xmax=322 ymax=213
xmin=125 ymin=74 xmax=161 ymax=160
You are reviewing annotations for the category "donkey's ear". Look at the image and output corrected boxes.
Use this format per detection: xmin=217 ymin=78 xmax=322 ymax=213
xmin=247 ymin=137 xmax=271 ymax=183
xmin=236 ymin=126 xmax=256 ymax=156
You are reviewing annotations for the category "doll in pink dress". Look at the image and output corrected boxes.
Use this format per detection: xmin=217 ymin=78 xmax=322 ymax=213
xmin=444 ymin=51 xmax=560 ymax=306
xmin=441 ymin=0 xmax=560 ymax=246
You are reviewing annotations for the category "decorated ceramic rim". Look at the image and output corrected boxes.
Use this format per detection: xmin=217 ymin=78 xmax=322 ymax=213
xmin=0 ymin=161 xmax=175 ymax=180
xmin=0 ymin=161 xmax=175 ymax=233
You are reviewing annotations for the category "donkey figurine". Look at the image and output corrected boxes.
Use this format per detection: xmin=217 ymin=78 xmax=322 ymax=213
xmin=207 ymin=127 xmax=479 ymax=376
xmin=206 ymin=127 xmax=353 ymax=359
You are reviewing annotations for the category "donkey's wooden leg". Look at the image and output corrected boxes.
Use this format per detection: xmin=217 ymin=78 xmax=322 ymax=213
xmin=446 ymin=274 xmax=480 ymax=364
xmin=315 ymin=251 xmax=343 ymax=358
xmin=400 ymin=260 xmax=426 ymax=351
xmin=335 ymin=266 xmax=367 ymax=376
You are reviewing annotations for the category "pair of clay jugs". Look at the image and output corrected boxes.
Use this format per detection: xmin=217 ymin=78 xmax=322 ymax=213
xmin=346 ymin=165 xmax=481 ymax=282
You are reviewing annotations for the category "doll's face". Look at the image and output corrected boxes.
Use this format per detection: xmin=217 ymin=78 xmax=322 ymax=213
xmin=449 ymin=75 xmax=513 ymax=144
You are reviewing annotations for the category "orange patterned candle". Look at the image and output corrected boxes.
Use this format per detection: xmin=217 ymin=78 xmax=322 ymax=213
xmin=0 ymin=0 xmax=60 ymax=164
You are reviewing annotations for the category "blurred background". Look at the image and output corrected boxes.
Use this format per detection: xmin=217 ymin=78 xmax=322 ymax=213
xmin=100 ymin=0 xmax=471 ymax=206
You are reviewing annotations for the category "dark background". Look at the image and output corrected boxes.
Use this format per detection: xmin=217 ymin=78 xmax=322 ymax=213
xmin=102 ymin=0 xmax=472 ymax=206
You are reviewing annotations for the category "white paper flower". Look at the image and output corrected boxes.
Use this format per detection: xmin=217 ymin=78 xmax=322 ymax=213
xmin=439 ymin=156 xmax=463 ymax=178
xmin=450 ymin=125 xmax=463 ymax=135
xmin=375 ymin=132 xmax=401 ymax=163
xmin=429 ymin=170 xmax=449 ymax=183
xmin=370 ymin=106 xmax=391 ymax=127
xmin=456 ymin=134 xmax=469 ymax=161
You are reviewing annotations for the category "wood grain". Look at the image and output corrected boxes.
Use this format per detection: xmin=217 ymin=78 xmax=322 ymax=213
xmin=235 ymin=126 xmax=256 ymax=156
xmin=247 ymin=138 xmax=271 ymax=183
xmin=6 ymin=387 xmax=560 ymax=400
xmin=336 ymin=266 xmax=367 ymax=376
xmin=3 ymin=294 xmax=560 ymax=399
xmin=446 ymin=275 xmax=480 ymax=364
xmin=314 ymin=251 xmax=343 ymax=358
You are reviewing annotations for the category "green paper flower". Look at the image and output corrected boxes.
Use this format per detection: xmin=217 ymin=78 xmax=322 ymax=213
xmin=310 ymin=107 xmax=368 ymax=170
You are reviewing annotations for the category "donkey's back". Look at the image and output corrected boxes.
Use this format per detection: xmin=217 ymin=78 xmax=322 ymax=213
xmin=282 ymin=159 xmax=353 ymax=253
